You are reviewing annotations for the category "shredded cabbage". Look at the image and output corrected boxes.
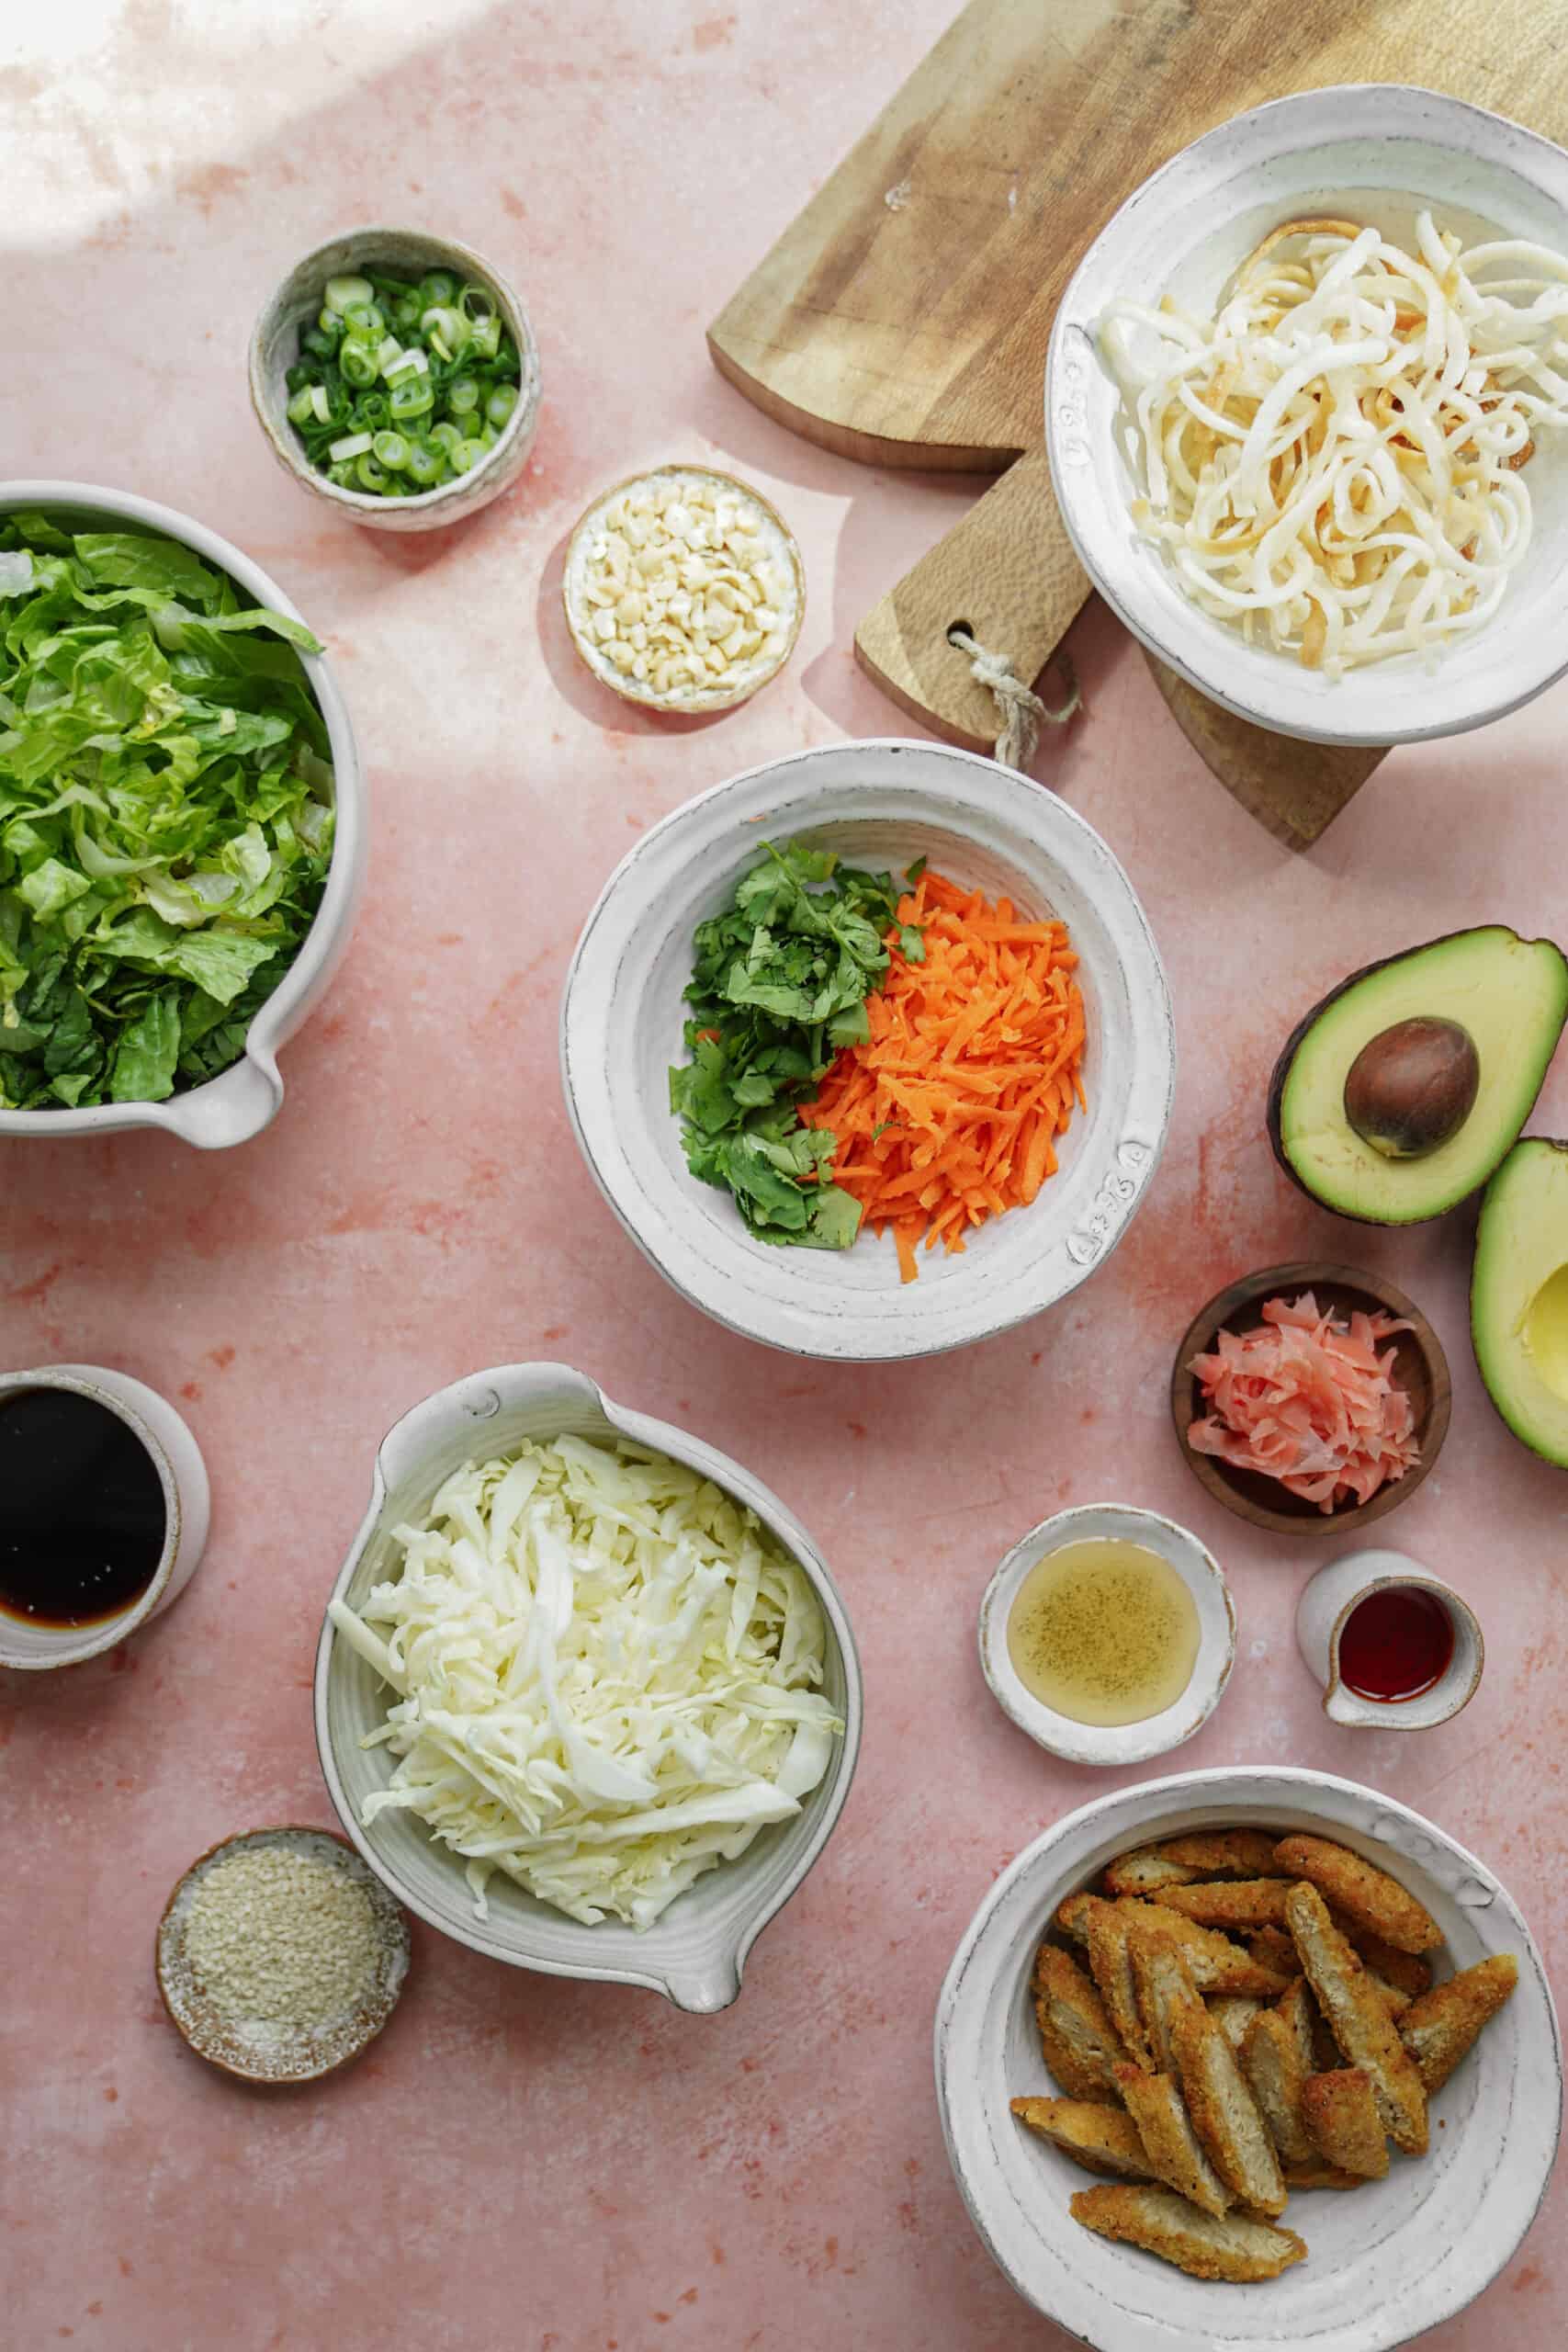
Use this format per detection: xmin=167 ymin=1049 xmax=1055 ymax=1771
xmin=329 ymin=1435 xmax=841 ymax=1929
xmin=1100 ymin=211 xmax=1568 ymax=674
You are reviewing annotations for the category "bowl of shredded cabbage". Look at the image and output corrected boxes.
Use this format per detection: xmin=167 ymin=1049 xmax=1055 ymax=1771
xmin=1048 ymin=85 xmax=1568 ymax=745
xmin=0 ymin=481 xmax=364 ymax=1140
xmin=315 ymin=1362 xmax=861 ymax=2011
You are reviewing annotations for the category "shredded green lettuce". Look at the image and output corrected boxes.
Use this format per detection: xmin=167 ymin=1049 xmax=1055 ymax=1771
xmin=0 ymin=512 xmax=335 ymax=1109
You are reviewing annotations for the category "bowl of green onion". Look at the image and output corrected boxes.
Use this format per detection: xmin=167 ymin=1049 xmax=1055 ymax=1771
xmin=249 ymin=226 xmax=541 ymax=531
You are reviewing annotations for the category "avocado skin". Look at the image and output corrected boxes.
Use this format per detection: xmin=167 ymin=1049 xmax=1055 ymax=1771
xmin=1471 ymin=1136 xmax=1568 ymax=1468
xmin=1266 ymin=927 xmax=1566 ymax=1227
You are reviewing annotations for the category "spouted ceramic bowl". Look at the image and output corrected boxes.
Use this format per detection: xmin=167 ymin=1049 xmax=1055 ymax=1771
xmin=560 ymin=739 xmax=1176 ymax=1360
xmin=936 ymin=1766 xmax=1561 ymax=2352
xmin=0 ymin=481 xmax=365 ymax=1147
xmin=314 ymin=1362 xmax=861 ymax=2012
xmin=1048 ymin=85 xmax=1568 ymax=745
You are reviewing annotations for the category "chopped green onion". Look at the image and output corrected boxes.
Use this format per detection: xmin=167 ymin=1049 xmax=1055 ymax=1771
xmin=355 ymin=454 xmax=388 ymax=492
xmin=404 ymin=438 xmax=446 ymax=486
xmin=339 ymin=339 xmax=379 ymax=389
xmin=287 ymin=387 xmax=317 ymax=426
xmin=428 ymin=420 xmax=463 ymax=455
xmin=324 ymin=274 xmax=374 ymax=314
xmin=310 ymin=384 xmax=332 ymax=424
xmin=485 ymin=383 xmax=518 ymax=429
xmin=301 ymin=324 xmax=338 ymax=359
xmin=342 ymin=300 xmax=386 ymax=336
xmin=372 ymin=430 xmax=411 ymax=470
xmin=458 ymin=283 xmax=496 ymax=322
xmin=419 ymin=269 xmax=459 ymax=308
xmin=468 ymin=314 xmax=502 ymax=360
xmin=326 ymin=461 xmax=356 ymax=488
xmin=328 ymin=431 xmax=372 ymax=462
xmin=389 ymin=377 xmax=434 ymax=422
xmin=358 ymin=391 xmax=390 ymax=430
xmin=383 ymin=345 xmax=427 ymax=384
xmin=421 ymin=305 xmax=468 ymax=353
xmin=449 ymin=436 xmax=488 ymax=474
xmin=376 ymin=334 xmax=403 ymax=376
xmin=446 ymin=377 xmax=479 ymax=415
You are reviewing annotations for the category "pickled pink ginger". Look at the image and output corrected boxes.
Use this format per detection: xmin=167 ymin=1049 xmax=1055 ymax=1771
xmin=1187 ymin=1291 xmax=1419 ymax=1513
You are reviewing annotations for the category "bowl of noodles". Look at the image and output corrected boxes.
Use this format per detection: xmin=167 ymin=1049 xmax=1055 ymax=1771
xmin=1047 ymin=85 xmax=1568 ymax=746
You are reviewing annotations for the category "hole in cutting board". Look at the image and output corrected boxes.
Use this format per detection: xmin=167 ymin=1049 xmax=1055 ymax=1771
xmin=947 ymin=619 xmax=976 ymax=646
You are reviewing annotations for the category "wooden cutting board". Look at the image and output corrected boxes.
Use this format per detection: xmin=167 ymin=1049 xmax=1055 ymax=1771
xmin=708 ymin=0 xmax=1568 ymax=845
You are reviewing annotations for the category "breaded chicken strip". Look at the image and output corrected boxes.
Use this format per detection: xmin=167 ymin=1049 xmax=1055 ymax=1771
xmin=1157 ymin=1830 xmax=1289 ymax=1880
xmin=1399 ymin=1954 xmax=1519 ymax=2094
xmin=1241 ymin=2007 xmax=1314 ymax=2166
xmin=1103 ymin=1846 xmax=1200 ymax=1897
xmin=1247 ymin=1927 xmax=1303 ymax=1982
xmin=1344 ymin=1928 xmax=1433 ymax=1998
xmin=1209 ymin=1996 xmax=1264 ymax=2054
xmin=1070 ymin=2185 xmax=1306 ymax=2282
xmin=1284 ymin=1883 xmax=1428 ymax=2155
xmin=1161 ymin=1880 xmax=1294 ymax=1932
xmin=1170 ymin=1996 xmax=1287 ymax=2215
xmin=1055 ymin=1894 xmax=1290 ymax=1996
xmin=1032 ymin=1943 xmax=1128 ymax=2103
xmin=1130 ymin=1930 xmax=1200 ymax=2076
xmin=1301 ymin=2068 xmax=1389 ymax=2177
xmin=1114 ymin=2064 xmax=1232 ymax=2216
xmin=1275 ymin=1835 xmax=1441 ymax=1955
xmin=1010 ymin=2097 xmax=1154 ymax=2178
xmin=1084 ymin=1899 xmax=1155 ymax=2072
xmin=1274 ymin=1975 xmax=1317 ymax=2075
xmin=1283 ymin=2161 xmax=1370 ymax=2190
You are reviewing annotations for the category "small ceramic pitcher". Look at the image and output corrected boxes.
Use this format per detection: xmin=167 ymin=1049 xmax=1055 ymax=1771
xmin=1296 ymin=1547 xmax=1483 ymax=1730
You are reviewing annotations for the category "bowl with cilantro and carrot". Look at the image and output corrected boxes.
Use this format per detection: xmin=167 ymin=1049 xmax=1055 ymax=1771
xmin=561 ymin=740 xmax=1176 ymax=1360
xmin=249 ymin=227 xmax=541 ymax=531
xmin=0 ymin=482 xmax=364 ymax=1142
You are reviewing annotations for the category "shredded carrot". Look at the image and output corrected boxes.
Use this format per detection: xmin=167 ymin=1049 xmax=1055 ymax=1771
xmin=799 ymin=870 xmax=1087 ymax=1281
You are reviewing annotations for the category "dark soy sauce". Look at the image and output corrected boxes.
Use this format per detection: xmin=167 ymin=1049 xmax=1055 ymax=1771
xmin=1338 ymin=1585 xmax=1454 ymax=1702
xmin=0 ymin=1386 xmax=167 ymax=1628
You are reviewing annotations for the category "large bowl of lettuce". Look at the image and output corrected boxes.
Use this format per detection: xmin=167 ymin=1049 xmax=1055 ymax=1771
xmin=0 ymin=483 xmax=364 ymax=1143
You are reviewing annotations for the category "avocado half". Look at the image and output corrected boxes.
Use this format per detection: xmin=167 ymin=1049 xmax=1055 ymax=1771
xmin=1267 ymin=927 xmax=1568 ymax=1225
xmin=1472 ymin=1138 xmax=1568 ymax=1467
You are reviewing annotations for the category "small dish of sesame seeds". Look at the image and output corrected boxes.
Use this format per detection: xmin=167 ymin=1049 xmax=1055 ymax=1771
xmin=156 ymin=1826 xmax=410 ymax=2085
xmin=562 ymin=464 xmax=804 ymax=714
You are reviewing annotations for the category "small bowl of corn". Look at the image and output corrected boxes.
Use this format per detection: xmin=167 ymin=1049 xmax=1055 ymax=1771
xmin=562 ymin=465 xmax=805 ymax=714
xmin=249 ymin=224 xmax=541 ymax=533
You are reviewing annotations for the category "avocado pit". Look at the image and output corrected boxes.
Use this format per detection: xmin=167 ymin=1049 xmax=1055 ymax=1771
xmin=1343 ymin=1016 xmax=1480 ymax=1159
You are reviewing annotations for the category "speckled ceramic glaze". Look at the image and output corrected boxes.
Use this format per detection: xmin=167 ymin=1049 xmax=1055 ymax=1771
xmin=249 ymin=226 xmax=541 ymax=531
xmin=1048 ymin=85 xmax=1568 ymax=746
xmin=560 ymin=739 xmax=1176 ymax=1360
xmin=936 ymin=1767 xmax=1562 ymax=2351
xmin=0 ymin=482 xmax=365 ymax=1146
xmin=314 ymin=1362 xmax=862 ymax=2013
xmin=978 ymin=1502 xmax=1235 ymax=1766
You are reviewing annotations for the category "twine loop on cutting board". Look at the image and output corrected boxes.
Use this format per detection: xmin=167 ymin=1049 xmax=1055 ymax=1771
xmin=948 ymin=628 xmax=1081 ymax=770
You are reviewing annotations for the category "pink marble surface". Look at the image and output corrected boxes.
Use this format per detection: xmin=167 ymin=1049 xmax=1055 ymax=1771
xmin=1 ymin=5 xmax=1563 ymax=2346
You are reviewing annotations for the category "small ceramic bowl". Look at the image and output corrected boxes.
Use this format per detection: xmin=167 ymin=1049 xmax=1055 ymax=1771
xmin=249 ymin=225 xmax=541 ymax=533
xmin=936 ymin=1766 xmax=1562 ymax=2351
xmin=0 ymin=1364 xmax=209 ymax=1671
xmin=315 ymin=1362 xmax=862 ymax=2013
xmin=156 ymin=1826 xmax=410 ymax=2084
xmin=979 ymin=1502 xmax=1235 ymax=1765
xmin=0 ymin=483 xmax=365 ymax=1146
xmin=563 ymin=465 xmax=805 ymax=713
xmin=1297 ymin=1546 xmax=1484 ymax=1730
xmin=1048 ymin=85 xmax=1568 ymax=746
xmin=1172 ymin=1261 xmax=1450 ymax=1536
xmin=561 ymin=738 xmax=1176 ymax=1360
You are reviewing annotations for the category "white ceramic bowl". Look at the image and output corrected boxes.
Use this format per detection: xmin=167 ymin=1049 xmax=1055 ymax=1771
xmin=314 ymin=1362 xmax=862 ymax=2013
xmin=249 ymin=226 xmax=541 ymax=532
xmin=978 ymin=1503 xmax=1235 ymax=1766
xmin=0 ymin=482 xmax=365 ymax=1145
xmin=936 ymin=1766 xmax=1562 ymax=2352
xmin=0 ymin=1364 xmax=209 ymax=1669
xmin=1047 ymin=85 xmax=1568 ymax=746
xmin=561 ymin=740 xmax=1175 ymax=1360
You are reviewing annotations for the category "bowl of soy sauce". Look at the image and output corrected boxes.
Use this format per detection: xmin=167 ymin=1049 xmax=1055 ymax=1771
xmin=0 ymin=1366 xmax=209 ymax=1669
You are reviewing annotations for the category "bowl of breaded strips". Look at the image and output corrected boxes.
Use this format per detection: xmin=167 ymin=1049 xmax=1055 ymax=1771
xmin=935 ymin=1768 xmax=1560 ymax=2351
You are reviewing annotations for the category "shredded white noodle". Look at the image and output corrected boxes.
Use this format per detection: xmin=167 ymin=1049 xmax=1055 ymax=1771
xmin=1100 ymin=212 xmax=1568 ymax=674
